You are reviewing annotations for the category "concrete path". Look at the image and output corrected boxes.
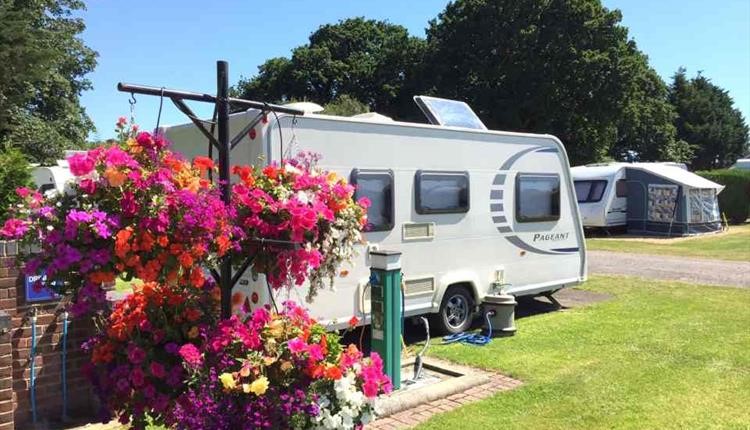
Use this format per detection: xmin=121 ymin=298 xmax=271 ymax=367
xmin=588 ymin=250 xmax=750 ymax=288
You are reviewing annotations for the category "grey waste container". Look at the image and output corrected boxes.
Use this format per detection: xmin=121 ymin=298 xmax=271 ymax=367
xmin=483 ymin=293 xmax=517 ymax=336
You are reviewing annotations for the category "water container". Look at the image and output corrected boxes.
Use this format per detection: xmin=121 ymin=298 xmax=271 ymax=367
xmin=483 ymin=293 xmax=517 ymax=336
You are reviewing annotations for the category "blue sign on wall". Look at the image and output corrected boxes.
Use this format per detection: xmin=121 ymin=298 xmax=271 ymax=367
xmin=24 ymin=273 xmax=60 ymax=303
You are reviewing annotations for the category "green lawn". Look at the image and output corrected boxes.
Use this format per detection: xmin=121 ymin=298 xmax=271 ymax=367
xmin=586 ymin=223 xmax=750 ymax=261
xmin=419 ymin=275 xmax=750 ymax=430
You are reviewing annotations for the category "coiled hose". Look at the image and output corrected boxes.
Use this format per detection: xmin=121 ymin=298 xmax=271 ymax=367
xmin=441 ymin=311 xmax=494 ymax=346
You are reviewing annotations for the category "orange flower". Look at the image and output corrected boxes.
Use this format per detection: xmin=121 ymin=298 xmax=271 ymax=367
xmin=193 ymin=156 xmax=214 ymax=171
xmin=189 ymin=268 xmax=205 ymax=287
xmin=115 ymin=228 xmax=133 ymax=258
xmin=157 ymin=235 xmax=169 ymax=247
xmin=104 ymin=167 xmax=128 ymax=187
xmin=325 ymin=364 xmax=342 ymax=380
xmin=232 ymin=291 xmax=244 ymax=306
xmin=262 ymin=165 xmax=279 ymax=180
xmin=216 ymin=235 xmax=230 ymax=255
xmin=92 ymin=341 xmax=115 ymax=364
xmin=232 ymin=165 xmax=255 ymax=186
xmin=139 ymin=232 xmax=155 ymax=252
xmin=184 ymin=307 xmax=202 ymax=322
xmin=178 ymin=252 xmax=194 ymax=268
xmin=89 ymin=271 xmax=116 ymax=284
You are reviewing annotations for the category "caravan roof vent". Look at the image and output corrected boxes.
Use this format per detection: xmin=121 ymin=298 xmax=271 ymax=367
xmin=282 ymin=101 xmax=324 ymax=114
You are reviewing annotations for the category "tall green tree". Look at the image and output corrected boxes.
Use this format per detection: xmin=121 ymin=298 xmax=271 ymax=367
xmin=0 ymin=0 xmax=97 ymax=164
xmin=422 ymin=0 xmax=681 ymax=165
xmin=669 ymin=68 xmax=749 ymax=170
xmin=234 ymin=17 xmax=426 ymax=119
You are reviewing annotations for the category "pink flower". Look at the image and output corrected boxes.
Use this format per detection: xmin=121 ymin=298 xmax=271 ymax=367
xmin=178 ymin=344 xmax=202 ymax=368
xmin=357 ymin=196 xmax=371 ymax=209
xmin=68 ymin=152 xmax=95 ymax=176
xmin=287 ymin=337 xmax=306 ymax=355
xmin=104 ymin=146 xmax=138 ymax=168
xmin=79 ymin=178 xmax=97 ymax=194
xmin=0 ymin=218 xmax=29 ymax=239
xmin=150 ymin=362 xmax=166 ymax=379
xmin=307 ymin=344 xmax=324 ymax=361
xmin=127 ymin=345 xmax=146 ymax=365
xmin=15 ymin=187 xmax=31 ymax=198
xmin=130 ymin=367 xmax=145 ymax=387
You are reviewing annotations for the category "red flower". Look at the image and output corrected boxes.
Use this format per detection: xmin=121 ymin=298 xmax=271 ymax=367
xmin=193 ymin=156 xmax=214 ymax=171
xmin=348 ymin=316 xmax=360 ymax=329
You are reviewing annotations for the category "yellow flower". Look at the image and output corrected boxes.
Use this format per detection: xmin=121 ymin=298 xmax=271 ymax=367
xmin=267 ymin=319 xmax=284 ymax=339
xmin=187 ymin=326 xmax=199 ymax=339
xmin=219 ymin=372 xmax=236 ymax=390
xmin=248 ymin=376 xmax=269 ymax=396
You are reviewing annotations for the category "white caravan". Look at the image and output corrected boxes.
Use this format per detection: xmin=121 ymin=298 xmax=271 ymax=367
xmin=571 ymin=164 xmax=629 ymax=228
xmin=163 ymin=97 xmax=587 ymax=333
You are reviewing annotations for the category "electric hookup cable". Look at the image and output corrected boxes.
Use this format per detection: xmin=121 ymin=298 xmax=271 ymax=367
xmin=441 ymin=311 xmax=495 ymax=346
xmin=61 ymin=311 xmax=70 ymax=422
xmin=30 ymin=308 xmax=38 ymax=424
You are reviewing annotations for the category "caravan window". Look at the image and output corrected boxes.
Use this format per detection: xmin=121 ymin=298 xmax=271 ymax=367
xmin=516 ymin=174 xmax=560 ymax=222
xmin=351 ymin=169 xmax=394 ymax=232
xmin=415 ymin=170 xmax=470 ymax=214
xmin=573 ymin=180 xmax=607 ymax=203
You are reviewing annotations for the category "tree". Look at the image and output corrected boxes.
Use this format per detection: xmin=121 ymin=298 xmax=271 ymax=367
xmin=422 ymin=0 xmax=682 ymax=165
xmin=322 ymin=94 xmax=369 ymax=116
xmin=613 ymin=58 xmax=693 ymax=163
xmin=0 ymin=0 xmax=97 ymax=164
xmin=669 ymin=68 xmax=749 ymax=170
xmin=234 ymin=18 xmax=426 ymax=119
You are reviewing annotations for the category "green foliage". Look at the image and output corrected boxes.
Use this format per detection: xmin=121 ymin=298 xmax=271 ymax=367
xmin=0 ymin=0 xmax=97 ymax=164
xmin=697 ymin=169 xmax=750 ymax=224
xmin=669 ymin=69 xmax=750 ymax=170
xmin=233 ymin=17 xmax=426 ymax=119
xmin=0 ymin=148 xmax=32 ymax=222
xmin=422 ymin=0 xmax=681 ymax=165
xmin=322 ymin=94 xmax=369 ymax=116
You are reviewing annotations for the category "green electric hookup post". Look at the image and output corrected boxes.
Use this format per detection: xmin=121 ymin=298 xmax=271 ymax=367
xmin=369 ymin=250 xmax=402 ymax=391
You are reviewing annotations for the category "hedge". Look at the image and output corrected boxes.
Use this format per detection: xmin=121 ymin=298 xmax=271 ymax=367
xmin=697 ymin=169 xmax=750 ymax=224
xmin=0 ymin=149 xmax=33 ymax=223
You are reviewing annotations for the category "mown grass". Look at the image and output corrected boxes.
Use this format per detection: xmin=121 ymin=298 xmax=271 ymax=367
xmin=586 ymin=223 xmax=750 ymax=261
xmin=418 ymin=275 xmax=750 ymax=430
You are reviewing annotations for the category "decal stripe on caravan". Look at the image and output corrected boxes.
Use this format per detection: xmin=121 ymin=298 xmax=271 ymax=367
xmin=490 ymin=145 xmax=576 ymax=255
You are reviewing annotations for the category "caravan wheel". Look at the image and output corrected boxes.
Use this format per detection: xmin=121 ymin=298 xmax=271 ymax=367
xmin=432 ymin=286 xmax=474 ymax=335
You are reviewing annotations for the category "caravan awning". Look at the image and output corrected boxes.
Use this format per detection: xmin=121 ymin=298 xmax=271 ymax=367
xmin=631 ymin=164 xmax=725 ymax=193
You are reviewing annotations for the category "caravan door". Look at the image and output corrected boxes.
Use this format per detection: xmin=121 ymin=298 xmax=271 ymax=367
xmin=606 ymin=172 xmax=628 ymax=227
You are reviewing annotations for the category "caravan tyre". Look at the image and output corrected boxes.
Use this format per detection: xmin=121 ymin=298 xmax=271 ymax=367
xmin=433 ymin=286 xmax=474 ymax=335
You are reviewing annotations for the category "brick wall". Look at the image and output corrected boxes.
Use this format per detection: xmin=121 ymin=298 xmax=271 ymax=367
xmin=0 ymin=242 xmax=97 ymax=429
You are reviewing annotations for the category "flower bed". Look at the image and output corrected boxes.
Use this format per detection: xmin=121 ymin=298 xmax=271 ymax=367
xmin=167 ymin=302 xmax=390 ymax=429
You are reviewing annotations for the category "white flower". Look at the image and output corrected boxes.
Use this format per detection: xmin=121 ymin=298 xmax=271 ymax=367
xmin=284 ymin=164 xmax=302 ymax=175
xmin=296 ymin=190 xmax=310 ymax=204
xmin=322 ymin=413 xmax=342 ymax=429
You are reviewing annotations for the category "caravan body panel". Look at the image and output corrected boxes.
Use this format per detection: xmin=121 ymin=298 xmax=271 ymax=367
xmin=165 ymin=110 xmax=586 ymax=329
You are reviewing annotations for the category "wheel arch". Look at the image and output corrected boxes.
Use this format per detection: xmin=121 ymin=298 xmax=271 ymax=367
xmin=435 ymin=271 xmax=483 ymax=312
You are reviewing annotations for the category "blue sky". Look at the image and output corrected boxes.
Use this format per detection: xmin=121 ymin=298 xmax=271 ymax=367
xmin=79 ymin=0 xmax=750 ymax=139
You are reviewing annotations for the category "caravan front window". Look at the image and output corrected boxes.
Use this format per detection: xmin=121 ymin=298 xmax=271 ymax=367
xmin=573 ymin=180 xmax=607 ymax=203
xmin=351 ymin=169 xmax=394 ymax=232
xmin=516 ymin=174 xmax=560 ymax=223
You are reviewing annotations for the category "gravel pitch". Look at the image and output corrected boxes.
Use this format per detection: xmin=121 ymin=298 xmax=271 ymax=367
xmin=588 ymin=250 xmax=750 ymax=288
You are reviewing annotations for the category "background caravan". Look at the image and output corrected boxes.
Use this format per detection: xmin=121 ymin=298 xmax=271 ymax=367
xmin=163 ymin=97 xmax=587 ymax=334
xmin=572 ymin=163 xmax=725 ymax=236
